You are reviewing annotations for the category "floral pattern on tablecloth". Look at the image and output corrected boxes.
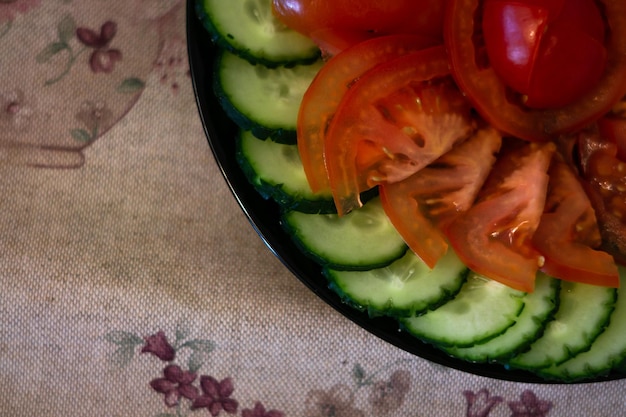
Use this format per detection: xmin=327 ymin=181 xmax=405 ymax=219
xmin=0 ymin=0 xmax=186 ymax=168
xmin=105 ymin=327 xmax=559 ymax=417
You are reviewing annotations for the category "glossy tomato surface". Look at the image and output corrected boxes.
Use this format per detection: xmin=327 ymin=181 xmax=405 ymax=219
xmin=482 ymin=0 xmax=607 ymax=109
xmin=532 ymin=157 xmax=620 ymax=287
xmin=445 ymin=141 xmax=555 ymax=292
xmin=272 ymin=0 xmax=445 ymax=54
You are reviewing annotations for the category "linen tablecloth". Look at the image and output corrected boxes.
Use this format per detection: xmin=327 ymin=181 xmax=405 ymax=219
xmin=1 ymin=1 xmax=626 ymax=415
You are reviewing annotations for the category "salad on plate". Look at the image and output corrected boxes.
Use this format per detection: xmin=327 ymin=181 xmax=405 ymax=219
xmin=193 ymin=0 xmax=626 ymax=382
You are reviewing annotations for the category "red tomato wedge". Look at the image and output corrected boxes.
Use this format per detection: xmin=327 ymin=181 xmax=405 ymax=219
xmin=445 ymin=0 xmax=626 ymax=141
xmin=298 ymin=34 xmax=441 ymax=194
xmin=272 ymin=0 xmax=446 ymax=54
xmin=532 ymin=157 xmax=620 ymax=287
xmin=445 ymin=141 xmax=555 ymax=292
xmin=598 ymin=115 xmax=626 ymax=162
xmin=577 ymin=124 xmax=626 ymax=265
xmin=323 ymin=46 xmax=474 ymax=215
xmin=380 ymin=126 xmax=501 ymax=268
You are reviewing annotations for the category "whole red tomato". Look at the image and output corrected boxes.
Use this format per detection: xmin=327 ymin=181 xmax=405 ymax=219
xmin=482 ymin=0 xmax=607 ymax=109
xmin=445 ymin=0 xmax=626 ymax=141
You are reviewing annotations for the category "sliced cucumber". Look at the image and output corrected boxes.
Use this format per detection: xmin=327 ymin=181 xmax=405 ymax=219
xmin=282 ymin=197 xmax=408 ymax=270
xmin=214 ymin=49 xmax=324 ymax=143
xmin=236 ymin=129 xmax=335 ymax=213
xmin=539 ymin=269 xmax=626 ymax=381
xmin=443 ymin=273 xmax=560 ymax=363
xmin=196 ymin=0 xmax=320 ymax=67
xmin=325 ymin=249 xmax=468 ymax=318
xmin=401 ymin=272 xmax=526 ymax=348
xmin=507 ymin=281 xmax=617 ymax=371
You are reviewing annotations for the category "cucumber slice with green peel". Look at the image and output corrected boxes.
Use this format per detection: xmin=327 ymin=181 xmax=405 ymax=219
xmin=325 ymin=249 xmax=468 ymax=318
xmin=538 ymin=269 xmax=626 ymax=381
xmin=507 ymin=281 xmax=617 ymax=371
xmin=401 ymin=272 xmax=526 ymax=348
xmin=282 ymin=197 xmax=408 ymax=270
xmin=214 ymin=49 xmax=324 ymax=143
xmin=195 ymin=0 xmax=320 ymax=67
xmin=236 ymin=129 xmax=335 ymax=213
xmin=443 ymin=273 xmax=560 ymax=363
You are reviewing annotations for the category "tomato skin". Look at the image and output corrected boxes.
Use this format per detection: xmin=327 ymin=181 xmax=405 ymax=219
xmin=577 ymin=125 xmax=626 ymax=265
xmin=323 ymin=46 xmax=474 ymax=215
xmin=444 ymin=141 xmax=555 ymax=292
xmin=598 ymin=116 xmax=626 ymax=161
xmin=272 ymin=0 xmax=446 ymax=54
xmin=380 ymin=127 xmax=501 ymax=268
xmin=297 ymin=35 xmax=441 ymax=194
xmin=482 ymin=0 xmax=607 ymax=109
xmin=482 ymin=2 xmax=550 ymax=95
xmin=445 ymin=0 xmax=626 ymax=141
xmin=532 ymin=158 xmax=620 ymax=287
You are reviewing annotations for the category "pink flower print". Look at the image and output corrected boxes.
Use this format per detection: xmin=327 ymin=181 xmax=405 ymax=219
xmin=508 ymin=390 xmax=552 ymax=417
xmin=241 ymin=402 xmax=284 ymax=417
xmin=0 ymin=0 xmax=41 ymax=23
xmin=0 ymin=89 xmax=33 ymax=131
xmin=141 ymin=330 xmax=175 ymax=362
xmin=464 ymin=389 xmax=503 ymax=417
xmin=304 ymin=384 xmax=365 ymax=417
xmin=76 ymin=21 xmax=122 ymax=73
xmin=191 ymin=376 xmax=238 ymax=416
xmin=150 ymin=364 xmax=199 ymax=407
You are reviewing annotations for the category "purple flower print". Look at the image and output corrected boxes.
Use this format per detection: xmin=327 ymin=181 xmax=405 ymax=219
xmin=464 ymin=389 xmax=503 ymax=417
xmin=191 ymin=376 xmax=238 ymax=416
xmin=241 ymin=401 xmax=284 ymax=417
xmin=150 ymin=364 xmax=199 ymax=408
xmin=0 ymin=0 xmax=41 ymax=23
xmin=76 ymin=20 xmax=122 ymax=73
xmin=304 ymin=384 xmax=365 ymax=417
xmin=141 ymin=330 xmax=175 ymax=362
xmin=508 ymin=390 xmax=552 ymax=417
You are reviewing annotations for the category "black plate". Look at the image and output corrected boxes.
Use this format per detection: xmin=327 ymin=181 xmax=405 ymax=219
xmin=186 ymin=0 xmax=623 ymax=384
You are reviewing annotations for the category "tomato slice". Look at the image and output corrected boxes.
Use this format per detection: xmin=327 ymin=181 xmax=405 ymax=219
xmin=531 ymin=157 xmax=619 ymax=287
xmin=298 ymin=35 xmax=441 ymax=194
xmin=445 ymin=141 xmax=555 ymax=292
xmin=323 ymin=46 xmax=474 ymax=215
xmin=380 ymin=126 xmax=501 ymax=268
xmin=598 ymin=115 xmax=626 ymax=161
xmin=577 ymin=124 xmax=626 ymax=265
xmin=445 ymin=0 xmax=626 ymax=141
xmin=272 ymin=0 xmax=446 ymax=52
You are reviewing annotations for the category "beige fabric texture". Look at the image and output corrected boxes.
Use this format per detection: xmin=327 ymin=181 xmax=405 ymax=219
xmin=1 ymin=1 xmax=626 ymax=416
